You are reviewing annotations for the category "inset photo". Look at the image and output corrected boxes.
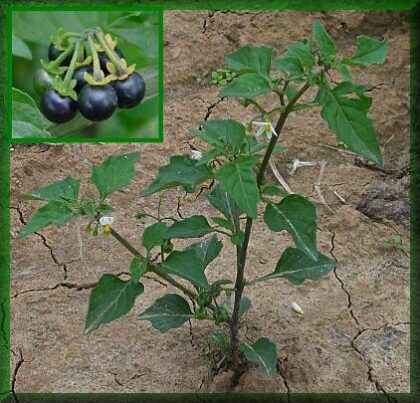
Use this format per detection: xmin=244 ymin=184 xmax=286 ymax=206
xmin=9 ymin=8 xmax=163 ymax=141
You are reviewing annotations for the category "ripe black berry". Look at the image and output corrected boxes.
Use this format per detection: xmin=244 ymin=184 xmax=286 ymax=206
xmin=78 ymin=85 xmax=118 ymax=122
xmin=73 ymin=66 xmax=92 ymax=93
xmin=40 ymin=89 xmax=78 ymax=124
xmin=112 ymin=72 xmax=146 ymax=109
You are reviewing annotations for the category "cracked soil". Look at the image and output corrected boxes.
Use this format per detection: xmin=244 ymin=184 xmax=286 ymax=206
xmin=9 ymin=10 xmax=410 ymax=395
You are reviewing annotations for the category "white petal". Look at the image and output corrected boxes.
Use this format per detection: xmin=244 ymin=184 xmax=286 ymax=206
xmin=191 ymin=150 xmax=203 ymax=160
xmin=252 ymin=121 xmax=265 ymax=127
xmin=99 ymin=216 xmax=114 ymax=225
xmin=269 ymin=123 xmax=278 ymax=137
xmin=255 ymin=126 xmax=265 ymax=137
xmin=291 ymin=302 xmax=304 ymax=315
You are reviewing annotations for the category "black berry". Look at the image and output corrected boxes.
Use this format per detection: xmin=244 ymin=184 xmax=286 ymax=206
xmin=78 ymin=85 xmax=118 ymax=122
xmin=40 ymin=89 xmax=78 ymax=124
xmin=112 ymin=72 xmax=146 ymax=109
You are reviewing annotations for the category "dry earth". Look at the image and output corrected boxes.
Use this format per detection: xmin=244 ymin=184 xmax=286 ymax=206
xmin=9 ymin=11 xmax=410 ymax=396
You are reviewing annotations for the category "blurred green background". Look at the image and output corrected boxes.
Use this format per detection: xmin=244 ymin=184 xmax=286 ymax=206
xmin=12 ymin=11 xmax=161 ymax=139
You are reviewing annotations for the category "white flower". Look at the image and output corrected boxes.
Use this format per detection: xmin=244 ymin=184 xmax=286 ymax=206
xmin=99 ymin=216 xmax=114 ymax=226
xmin=291 ymin=302 xmax=304 ymax=315
xmin=191 ymin=150 xmax=203 ymax=160
xmin=252 ymin=120 xmax=278 ymax=140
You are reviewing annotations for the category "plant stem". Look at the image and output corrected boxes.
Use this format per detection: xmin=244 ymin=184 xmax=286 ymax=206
xmin=95 ymin=30 xmax=124 ymax=74
xmin=50 ymin=43 xmax=75 ymax=67
xmin=229 ymin=82 xmax=310 ymax=355
xmin=87 ymin=34 xmax=102 ymax=80
xmin=63 ymin=41 xmax=81 ymax=85
xmin=63 ymin=32 xmax=81 ymax=39
xmin=109 ymin=227 xmax=197 ymax=301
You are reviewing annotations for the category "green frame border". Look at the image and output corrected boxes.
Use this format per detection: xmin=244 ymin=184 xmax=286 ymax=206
xmin=1 ymin=1 xmax=419 ymax=402
xmin=7 ymin=5 xmax=164 ymax=143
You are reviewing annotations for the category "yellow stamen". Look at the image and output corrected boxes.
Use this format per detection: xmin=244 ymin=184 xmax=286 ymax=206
xmin=264 ymin=122 xmax=271 ymax=133
xmin=104 ymin=224 xmax=111 ymax=235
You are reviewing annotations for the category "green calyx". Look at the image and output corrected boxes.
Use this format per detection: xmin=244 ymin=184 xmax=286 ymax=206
xmin=41 ymin=42 xmax=76 ymax=75
xmin=50 ymin=28 xmax=81 ymax=51
xmin=94 ymin=30 xmax=136 ymax=81
xmin=84 ymin=70 xmax=112 ymax=86
xmin=106 ymin=59 xmax=136 ymax=81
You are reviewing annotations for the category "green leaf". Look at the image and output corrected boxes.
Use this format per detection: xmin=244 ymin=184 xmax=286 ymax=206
xmin=107 ymin=13 xmax=159 ymax=62
xmin=212 ymin=217 xmax=234 ymax=232
xmin=206 ymin=183 xmax=239 ymax=227
xmin=166 ymin=215 xmax=213 ymax=239
xmin=139 ymin=294 xmax=193 ymax=332
xmin=346 ymin=35 xmax=388 ymax=67
xmin=12 ymin=88 xmax=50 ymax=138
xmin=85 ymin=274 xmax=144 ymax=334
xmin=97 ymin=203 xmax=114 ymax=215
xmin=284 ymin=83 xmax=300 ymax=100
xmin=259 ymin=247 xmax=335 ymax=285
xmin=188 ymin=128 xmax=221 ymax=147
xmin=316 ymin=86 xmax=382 ymax=165
xmin=22 ymin=177 xmax=80 ymax=203
xmin=195 ymin=148 xmax=223 ymax=166
xmin=276 ymin=39 xmax=314 ymax=78
xmin=225 ymin=46 xmax=273 ymax=77
xmin=200 ymin=119 xmax=246 ymax=148
xmin=91 ymin=152 xmax=140 ymax=200
xmin=216 ymin=156 xmax=260 ymax=218
xmin=219 ymin=73 xmax=272 ymax=98
xmin=158 ymin=249 xmax=209 ymax=288
xmin=17 ymin=201 xmax=77 ymax=239
xmin=312 ymin=20 xmax=337 ymax=60
xmin=12 ymin=11 xmax=112 ymax=46
xmin=142 ymin=222 xmax=168 ymax=252
xmin=239 ymin=337 xmax=277 ymax=376
xmin=264 ymin=194 xmax=318 ymax=260
xmin=158 ymin=235 xmax=223 ymax=289
xmin=336 ymin=63 xmax=353 ymax=82
xmin=239 ymin=296 xmax=252 ymax=316
xmin=142 ymin=155 xmax=212 ymax=196
xmin=262 ymin=185 xmax=288 ymax=198
xmin=231 ymin=231 xmax=245 ymax=246
xmin=274 ymin=56 xmax=304 ymax=77
xmin=12 ymin=33 xmax=32 ymax=60
xmin=186 ymin=234 xmax=223 ymax=268
xmin=129 ymin=257 xmax=147 ymax=283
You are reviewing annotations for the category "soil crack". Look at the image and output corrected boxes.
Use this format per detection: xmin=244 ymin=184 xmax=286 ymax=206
xmin=202 ymin=11 xmax=215 ymax=34
xmin=108 ymin=370 xmax=146 ymax=392
xmin=350 ymin=336 xmax=398 ymax=403
xmin=11 ymin=271 xmax=130 ymax=299
xmin=11 ymin=348 xmax=25 ymax=402
xmin=203 ymin=98 xmax=223 ymax=121
xmin=329 ymin=232 xmax=361 ymax=326
xmin=348 ymin=321 xmax=408 ymax=400
xmin=329 ymin=231 xmax=404 ymax=400
xmin=276 ymin=358 xmax=291 ymax=402
xmin=11 ymin=206 xmax=72 ymax=279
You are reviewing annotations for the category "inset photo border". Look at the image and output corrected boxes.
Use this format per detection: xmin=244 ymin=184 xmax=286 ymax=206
xmin=7 ymin=6 xmax=164 ymax=142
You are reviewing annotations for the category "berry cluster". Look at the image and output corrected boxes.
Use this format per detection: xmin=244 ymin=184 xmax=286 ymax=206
xmin=34 ymin=28 xmax=146 ymax=124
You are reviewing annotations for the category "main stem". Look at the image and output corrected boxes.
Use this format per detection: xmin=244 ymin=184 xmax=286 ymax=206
xmin=229 ymin=82 xmax=310 ymax=355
